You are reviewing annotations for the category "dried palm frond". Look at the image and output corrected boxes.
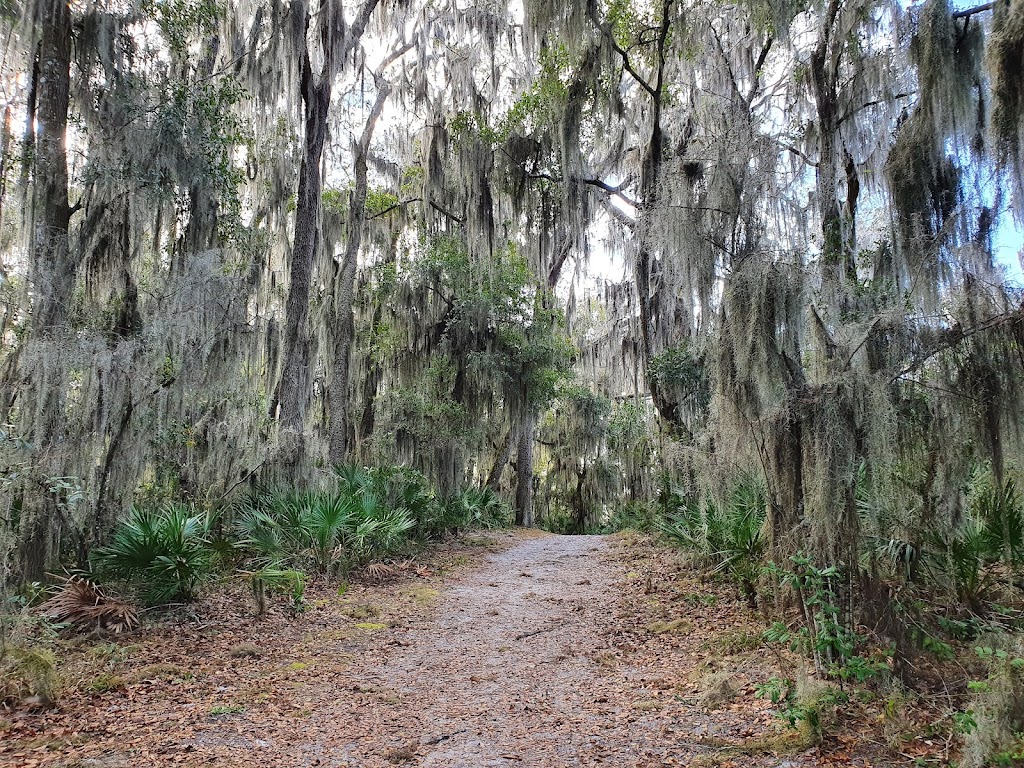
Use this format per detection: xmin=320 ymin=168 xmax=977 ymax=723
xmin=360 ymin=562 xmax=397 ymax=582
xmin=37 ymin=576 xmax=140 ymax=634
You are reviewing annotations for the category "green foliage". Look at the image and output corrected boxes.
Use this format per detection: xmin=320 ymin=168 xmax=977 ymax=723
xmin=922 ymin=634 xmax=956 ymax=661
xmin=142 ymin=0 xmax=220 ymax=54
xmin=598 ymin=500 xmax=658 ymax=533
xmin=754 ymin=674 xmax=849 ymax=743
xmin=755 ymin=676 xmax=791 ymax=705
xmin=539 ymin=502 xmax=579 ymax=535
xmin=321 ymin=186 xmax=398 ymax=218
xmin=210 ymin=703 xmax=246 ymax=715
xmin=365 ymin=188 xmax=400 ymax=217
xmin=445 ymin=486 xmax=513 ymax=530
xmin=389 ymin=384 xmax=471 ymax=447
xmin=648 ymin=342 xmax=711 ymax=414
xmin=235 ymin=482 xmax=414 ymax=576
xmin=657 ymin=474 xmax=767 ymax=604
xmin=248 ymin=568 xmax=306 ymax=615
xmin=92 ymin=505 xmax=215 ymax=606
xmin=923 ymin=471 xmax=1024 ymax=612
xmin=956 ymin=709 xmax=980 ymax=735
xmin=237 ymin=462 xmax=454 ymax=577
xmin=158 ymin=74 xmax=248 ymax=239
xmin=321 ymin=187 xmax=347 ymax=214
xmin=607 ymin=401 xmax=653 ymax=460
xmin=602 ymin=0 xmax=676 ymax=62
xmin=421 ymin=236 xmax=534 ymax=334
xmin=835 ymin=651 xmax=893 ymax=684
xmin=233 ymin=466 xmax=507 ymax=597
xmin=765 ymin=556 xmax=870 ymax=677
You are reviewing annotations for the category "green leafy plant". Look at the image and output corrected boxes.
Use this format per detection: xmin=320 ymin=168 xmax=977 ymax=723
xmin=235 ymin=476 xmax=416 ymax=577
xmin=247 ymin=568 xmax=306 ymax=616
xmin=92 ymin=505 xmax=215 ymax=606
xmin=922 ymin=471 xmax=1024 ymax=613
xmin=765 ymin=555 xmax=861 ymax=674
xmin=755 ymin=676 xmax=791 ymax=704
xmin=447 ymin=486 xmax=513 ymax=530
xmin=657 ymin=474 xmax=767 ymax=606
xmin=954 ymin=709 xmax=979 ymax=735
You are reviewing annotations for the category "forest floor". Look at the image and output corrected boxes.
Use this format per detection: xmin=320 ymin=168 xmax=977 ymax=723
xmin=1 ymin=530 xmax=955 ymax=767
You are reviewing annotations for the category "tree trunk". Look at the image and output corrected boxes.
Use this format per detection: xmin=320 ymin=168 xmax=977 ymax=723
xmin=0 ymin=105 xmax=11 ymax=235
xmin=632 ymin=0 xmax=679 ymax=427
xmin=277 ymin=63 xmax=330 ymax=435
xmin=29 ymin=0 xmax=74 ymax=334
xmin=486 ymin=428 xmax=515 ymax=491
xmin=18 ymin=0 xmax=74 ymax=581
xmin=809 ymin=0 xmax=857 ymax=288
xmin=515 ymin=410 xmax=536 ymax=527
xmin=328 ymin=81 xmax=390 ymax=466
xmin=275 ymin=0 xmax=381 ymax=454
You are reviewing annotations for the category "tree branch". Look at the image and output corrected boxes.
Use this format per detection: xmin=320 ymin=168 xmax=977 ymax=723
xmin=366 ymin=197 xmax=421 ymax=220
xmin=952 ymin=2 xmax=994 ymax=18
xmin=836 ymin=92 xmax=914 ymax=128
xmin=430 ymin=200 xmax=465 ymax=223
xmin=889 ymin=304 xmax=1024 ymax=383
xmin=606 ymin=33 xmax=657 ymax=97
xmin=781 ymin=142 xmax=818 ymax=168
xmin=501 ymin=149 xmax=640 ymax=208
xmin=581 ymin=177 xmax=639 ymax=208
xmin=747 ymin=37 xmax=774 ymax=105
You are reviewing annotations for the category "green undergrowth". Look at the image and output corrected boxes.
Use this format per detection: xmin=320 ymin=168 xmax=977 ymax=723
xmin=1 ymin=463 xmax=512 ymax=707
xmin=85 ymin=463 xmax=511 ymax=615
xmin=647 ymin=462 xmax=1024 ymax=765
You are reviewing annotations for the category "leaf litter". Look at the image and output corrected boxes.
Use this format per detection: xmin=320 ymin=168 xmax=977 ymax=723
xmin=1 ymin=530 xmax=946 ymax=766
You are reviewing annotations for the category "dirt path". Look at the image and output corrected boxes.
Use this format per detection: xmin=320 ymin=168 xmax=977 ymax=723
xmin=299 ymin=533 xmax=628 ymax=766
xmin=4 ymin=531 xmax=868 ymax=767
xmin=288 ymin=533 xmax=805 ymax=768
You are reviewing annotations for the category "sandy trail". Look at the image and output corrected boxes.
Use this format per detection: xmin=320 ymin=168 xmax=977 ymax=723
xmin=291 ymin=533 xmax=798 ymax=768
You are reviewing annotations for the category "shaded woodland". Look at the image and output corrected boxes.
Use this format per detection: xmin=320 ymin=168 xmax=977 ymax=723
xmin=2 ymin=0 xmax=1024 ymax=760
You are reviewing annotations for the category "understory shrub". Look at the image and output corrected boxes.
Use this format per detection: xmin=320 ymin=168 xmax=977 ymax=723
xmin=538 ymin=502 xmax=577 ymax=534
xmin=234 ymin=484 xmax=415 ymax=576
xmin=91 ymin=504 xmax=215 ymax=606
xmin=962 ymin=634 xmax=1024 ymax=767
xmin=445 ymin=486 xmax=513 ymax=530
xmin=598 ymin=500 xmax=658 ymax=533
xmin=859 ymin=463 xmax=1024 ymax=616
xmin=79 ymin=464 xmax=508 ymax=615
xmin=923 ymin=474 xmax=1023 ymax=613
xmin=657 ymin=473 xmax=767 ymax=604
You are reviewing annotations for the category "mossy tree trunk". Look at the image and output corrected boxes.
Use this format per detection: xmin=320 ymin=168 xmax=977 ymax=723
xmin=276 ymin=0 xmax=380 ymax=456
xmin=329 ymin=75 xmax=393 ymax=466
xmin=515 ymin=410 xmax=536 ymax=527
xmin=18 ymin=0 xmax=74 ymax=580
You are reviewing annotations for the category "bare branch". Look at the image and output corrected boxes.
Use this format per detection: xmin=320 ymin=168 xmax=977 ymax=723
xmin=889 ymin=304 xmax=1024 ymax=383
xmin=366 ymin=197 xmax=421 ymax=220
xmin=780 ymin=142 xmax=818 ymax=168
xmin=836 ymin=91 xmax=914 ymax=128
xmin=604 ymin=32 xmax=657 ymax=97
xmin=952 ymin=2 xmax=994 ymax=18
xmin=429 ymin=200 xmax=465 ymax=223
xmin=747 ymin=37 xmax=774 ymax=105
